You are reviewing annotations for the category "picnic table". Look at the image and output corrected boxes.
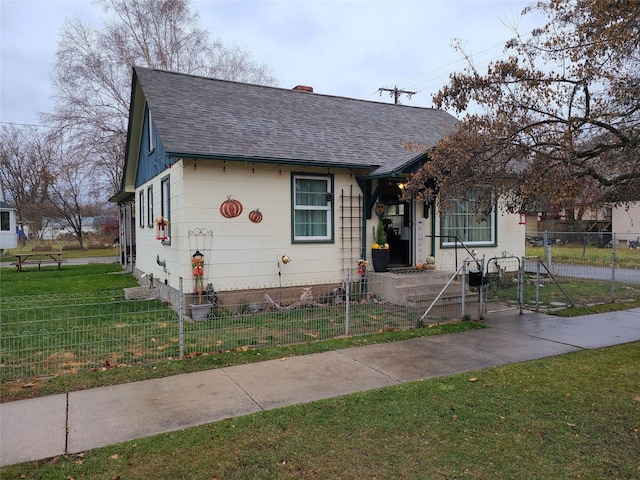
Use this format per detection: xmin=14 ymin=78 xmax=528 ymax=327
xmin=12 ymin=252 xmax=66 ymax=271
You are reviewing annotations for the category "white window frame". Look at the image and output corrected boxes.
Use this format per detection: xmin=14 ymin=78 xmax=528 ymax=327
xmin=441 ymin=190 xmax=496 ymax=247
xmin=0 ymin=211 xmax=10 ymax=231
xmin=292 ymin=173 xmax=333 ymax=243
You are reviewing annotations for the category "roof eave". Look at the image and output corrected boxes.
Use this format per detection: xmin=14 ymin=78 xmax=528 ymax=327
xmin=361 ymin=152 xmax=430 ymax=180
xmin=165 ymin=151 xmax=375 ymax=171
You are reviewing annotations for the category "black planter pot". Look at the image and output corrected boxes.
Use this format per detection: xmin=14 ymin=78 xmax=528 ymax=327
xmin=371 ymin=249 xmax=390 ymax=272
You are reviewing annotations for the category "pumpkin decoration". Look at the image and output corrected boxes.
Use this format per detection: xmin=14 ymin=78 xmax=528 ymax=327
xmin=220 ymin=195 xmax=243 ymax=218
xmin=249 ymin=209 xmax=263 ymax=223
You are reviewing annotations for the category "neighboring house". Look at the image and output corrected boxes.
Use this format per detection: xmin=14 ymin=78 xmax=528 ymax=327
xmin=612 ymin=202 xmax=640 ymax=247
xmin=0 ymin=180 xmax=18 ymax=255
xmin=110 ymin=67 xmax=525 ymax=302
xmin=41 ymin=217 xmax=101 ymax=241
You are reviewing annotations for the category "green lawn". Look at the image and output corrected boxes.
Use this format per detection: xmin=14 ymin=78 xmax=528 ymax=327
xmin=0 ymin=263 xmax=484 ymax=399
xmin=526 ymin=244 xmax=640 ymax=269
xmin=2 ymin=342 xmax=638 ymax=479
xmin=0 ymin=263 xmax=135 ymax=296
xmin=486 ymin=276 xmax=640 ymax=310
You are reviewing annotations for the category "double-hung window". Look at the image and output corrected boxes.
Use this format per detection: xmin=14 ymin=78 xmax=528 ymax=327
xmin=160 ymin=175 xmax=170 ymax=242
xmin=138 ymin=190 xmax=145 ymax=227
xmin=292 ymin=173 xmax=333 ymax=242
xmin=147 ymin=187 xmax=153 ymax=227
xmin=441 ymin=189 xmax=496 ymax=246
xmin=148 ymin=108 xmax=155 ymax=153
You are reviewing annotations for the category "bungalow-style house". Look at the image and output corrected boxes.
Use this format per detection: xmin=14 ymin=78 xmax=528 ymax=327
xmin=110 ymin=67 xmax=525 ymax=304
xmin=0 ymin=180 xmax=18 ymax=255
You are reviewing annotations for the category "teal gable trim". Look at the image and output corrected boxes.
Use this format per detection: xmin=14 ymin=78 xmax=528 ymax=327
xmin=135 ymin=106 xmax=170 ymax=188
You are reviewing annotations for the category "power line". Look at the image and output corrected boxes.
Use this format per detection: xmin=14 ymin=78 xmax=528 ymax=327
xmin=370 ymin=31 xmax=534 ymax=103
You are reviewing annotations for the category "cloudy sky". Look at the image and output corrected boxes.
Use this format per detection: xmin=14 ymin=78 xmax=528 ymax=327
xmin=1 ymin=0 xmax=543 ymax=127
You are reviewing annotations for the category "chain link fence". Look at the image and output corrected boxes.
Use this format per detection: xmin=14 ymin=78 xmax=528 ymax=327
xmin=516 ymin=231 xmax=640 ymax=310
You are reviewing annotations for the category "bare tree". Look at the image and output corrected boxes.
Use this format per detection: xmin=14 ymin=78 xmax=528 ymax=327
xmin=0 ymin=125 xmax=59 ymax=238
xmin=403 ymin=0 xmax=640 ymax=216
xmin=46 ymin=137 xmax=103 ymax=248
xmin=44 ymin=0 xmax=277 ymax=199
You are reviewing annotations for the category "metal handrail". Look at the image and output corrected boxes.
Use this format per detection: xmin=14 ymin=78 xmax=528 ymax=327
xmin=418 ymin=263 xmax=466 ymax=324
xmin=427 ymin=235 xmax=482 ymax=272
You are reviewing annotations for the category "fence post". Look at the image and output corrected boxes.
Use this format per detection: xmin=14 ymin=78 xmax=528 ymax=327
xmin=178 ymin=277 xmax=184 ymax=359
xmin=461 ymin=263 xmax=466 ymax=319
xmin=519 ymin=257 xmax=524 ymax=314
xmin=535 ymin=257 xmax=541 ymax=312
xmin=344 ymin=272 xmax=351 ymax=336
xmin=543 ymin=230 xmax=551 ymax=269
xmin=479 ymin=256 xmax=484 ymax=320
xmin=611 ymin=250 xmax=616 ymax=303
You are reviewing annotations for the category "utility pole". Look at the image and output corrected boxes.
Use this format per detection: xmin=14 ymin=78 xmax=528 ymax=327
xmin=378 ymin=86 xmax=416 ymax=104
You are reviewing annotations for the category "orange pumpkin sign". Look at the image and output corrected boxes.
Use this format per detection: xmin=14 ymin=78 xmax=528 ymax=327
xmin=249 ymin=209 xmax=263 ymax=223
xmin=220 ymin=195 xmax=243 ymax=218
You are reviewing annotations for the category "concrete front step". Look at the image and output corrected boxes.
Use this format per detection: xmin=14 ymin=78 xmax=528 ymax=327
xmin=368 ymin=270 xmax=468 ymax=306
xmin=406 ymin=290 xmax=479 ymax=307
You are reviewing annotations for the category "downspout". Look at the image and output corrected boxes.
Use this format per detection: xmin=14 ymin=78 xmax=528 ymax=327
xmin=430 ymin=200 xmax=436 ymax=257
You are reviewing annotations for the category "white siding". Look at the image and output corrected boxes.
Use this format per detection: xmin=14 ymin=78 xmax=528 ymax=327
xmin=0 ymin=208 xmax=17 ymax=250
xmin=135 ymin=160 xmax=364 ymax=292
xmin=134 ymin=159 xmax=526 ymax=291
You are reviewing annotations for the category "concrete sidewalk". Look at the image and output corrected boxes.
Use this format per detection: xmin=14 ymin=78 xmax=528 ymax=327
xmin=2 ymin=308 xmax=640 ymax=467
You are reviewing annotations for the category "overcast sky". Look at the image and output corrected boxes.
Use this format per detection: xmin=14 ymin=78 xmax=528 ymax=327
xmin=1 ymin=0 xmax=543 ymax=127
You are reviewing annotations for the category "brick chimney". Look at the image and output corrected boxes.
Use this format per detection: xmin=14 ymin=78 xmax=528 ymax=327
xmin=292 ymin=85 xmax=313 ymax=93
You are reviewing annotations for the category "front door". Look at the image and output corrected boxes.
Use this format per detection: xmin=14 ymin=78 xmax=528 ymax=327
xmin=379 ymin=181 xmax=412 ymax=268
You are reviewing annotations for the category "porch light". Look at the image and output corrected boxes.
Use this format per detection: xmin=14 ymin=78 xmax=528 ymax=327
xmin=276 ymin=254 xmax=291 ymax=277
xmin=277 ymin=254 xmax=291 ymax=268
xmin=518 ymin=211 xmax=527 ymax=225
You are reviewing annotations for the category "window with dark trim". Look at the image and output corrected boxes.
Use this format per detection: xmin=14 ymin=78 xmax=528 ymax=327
xmin=148 ymin=108 xmax=155 ymax=153
xmin=292 ymin=173 xmax=333 ymax=242
xmin=160 ymin=175 xmax=170 ymax=242
xmin=147 ymin=186 xmax=153 ymax=227
xmin=138 ymin=190 xmax=145 ymax=227
xmin=0 ymin=211 xmax=10 ymax=231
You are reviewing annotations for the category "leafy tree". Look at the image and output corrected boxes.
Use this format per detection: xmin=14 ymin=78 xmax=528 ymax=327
xmin=404 ymin=0 xmax=640 ymax=216
xmin=44 ymin=0 xmax=277 ymax=198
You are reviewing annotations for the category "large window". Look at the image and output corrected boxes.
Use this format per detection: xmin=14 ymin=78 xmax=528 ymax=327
xmin=160 ymin=175 xmax=170 ymax=242
xmin=138 ymin=190 xmax=145 ymax=227
xmin=147 ymin=186 xmax=153 ymax=227
xmin=441 ymin=189 xmax=496 ymax=246
xmin=292 ymin=173 xmax=333 ymax=242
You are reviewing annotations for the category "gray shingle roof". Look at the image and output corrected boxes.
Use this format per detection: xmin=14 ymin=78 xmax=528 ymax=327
xmin=134 ymin=67 xmax=458 ymax=175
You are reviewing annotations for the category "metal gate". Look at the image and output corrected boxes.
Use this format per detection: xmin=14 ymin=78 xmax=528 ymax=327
xmin=478 ymin=254 xmax=523 ymax=318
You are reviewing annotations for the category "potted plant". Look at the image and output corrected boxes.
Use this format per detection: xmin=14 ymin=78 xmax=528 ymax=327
xmin=371 ymin=218 xmax=390 ymax=272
